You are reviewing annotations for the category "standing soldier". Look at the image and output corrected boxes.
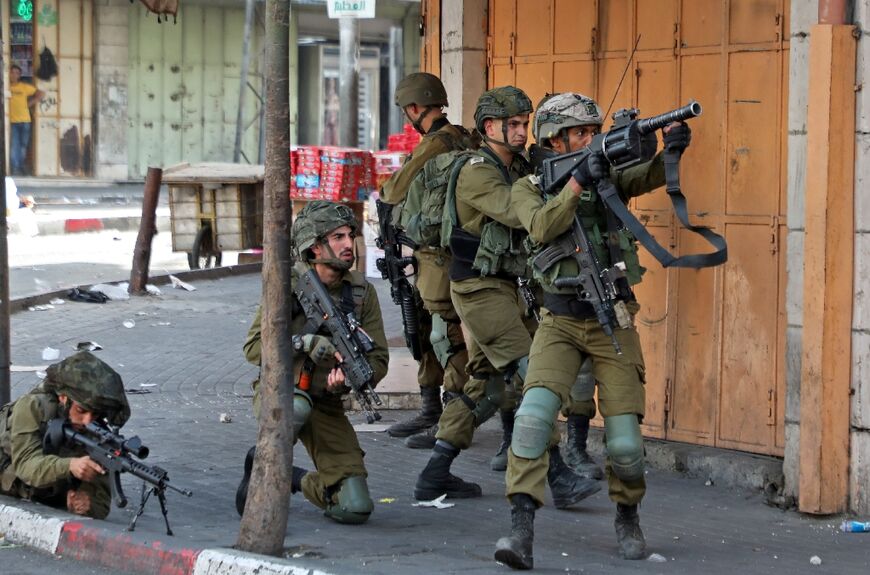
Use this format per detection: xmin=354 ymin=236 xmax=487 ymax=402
xmin=0 ymin=352 xmax=130 ymax=519
xmin=413 ymin=87 xmax=600 ymax=507
xmin=495 ymin=92 xmax=691 ymax=568
xmin=236 ymin=201 xmax=389 ymax=525
xmin=380 ymin=73 xmax=473 ymax=445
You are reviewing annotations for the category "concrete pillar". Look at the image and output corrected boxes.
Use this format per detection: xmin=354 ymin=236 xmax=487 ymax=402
xmin=339 ymin=18 xmax=360 ymax=147
xmin=783 ymin=0 xmax=817 ymax=509
xmin=440 ymin=0 xmax=487 ymax=129
xmin=94 ymin=0 xmax=130 ymax=180
xmin=798 ymin=23 xmax=856 ymax=515
xmin=850 ymin=0 xmax=870 ymax=516
xmin=289 ymin=6 xmax=299 ymax=145
xmin=389 ymin=26 xmax=404 ymax=135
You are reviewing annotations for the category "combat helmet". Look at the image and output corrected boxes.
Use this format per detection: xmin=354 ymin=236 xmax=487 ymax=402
xmin=395 ymin=73 xmax=448 ymax=108
xmin=292 ymin=200 xmax=358 ymax=270
xmin=533 ymin=92 xmax=603 ymax=147
xmin=395 ymin=73 xmax=449 ymax=135
xmin=44 ymin=351 xmax=130 ymax=427
xmin=473 ymin=86 xmax=533 ymax=153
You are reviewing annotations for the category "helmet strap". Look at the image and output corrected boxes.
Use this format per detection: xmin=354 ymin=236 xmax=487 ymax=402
xmin=309 ymin=240 xmax=353 ymax=271
xmin=405 ymin=105 xmax=435 ymax=135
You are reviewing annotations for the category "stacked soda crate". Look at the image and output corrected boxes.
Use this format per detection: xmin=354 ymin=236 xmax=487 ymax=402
xmin=289 ymin=146 xmax=377 ymax=202
xmin=386 ymin=123 xmax=421 ymax=154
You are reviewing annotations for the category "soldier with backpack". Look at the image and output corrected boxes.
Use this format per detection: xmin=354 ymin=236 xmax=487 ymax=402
xmin=380 ymin=73 xmax=476 ymax=446
xmin=412 ymin=87 xmax=600 ymax=507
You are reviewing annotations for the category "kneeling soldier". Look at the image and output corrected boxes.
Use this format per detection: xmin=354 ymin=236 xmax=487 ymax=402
xmin=236 ymin=201 xmax=389 ymax=525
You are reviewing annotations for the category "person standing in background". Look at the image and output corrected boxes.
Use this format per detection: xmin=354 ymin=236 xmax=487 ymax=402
xmin=8 ymin=64 xmax=43 ymax=175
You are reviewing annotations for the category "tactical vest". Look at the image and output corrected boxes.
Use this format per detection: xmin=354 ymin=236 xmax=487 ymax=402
xmin=447 ymin=150 xmax=531 ymax=281
xmin=528 ymin=178 xmax=645 ymax=297
xmin=0 ymin=389 xmax=57 ymax=485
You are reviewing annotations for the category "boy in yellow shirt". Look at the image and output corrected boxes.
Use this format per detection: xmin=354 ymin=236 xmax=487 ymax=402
xmin=8 ymin=64 xmax=43 ymax=175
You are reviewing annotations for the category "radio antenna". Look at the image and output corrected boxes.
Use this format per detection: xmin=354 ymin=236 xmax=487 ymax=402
xmin=603 ymin=34 xmax=642 ymax=120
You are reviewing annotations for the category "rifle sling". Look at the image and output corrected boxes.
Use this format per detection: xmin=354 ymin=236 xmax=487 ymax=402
xmin=596 ymin=150 xmax=727 ymax=268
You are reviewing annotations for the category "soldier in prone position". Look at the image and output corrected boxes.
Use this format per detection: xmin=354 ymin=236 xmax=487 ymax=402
xmin=0 ymin=351 xmax=131 ymax=518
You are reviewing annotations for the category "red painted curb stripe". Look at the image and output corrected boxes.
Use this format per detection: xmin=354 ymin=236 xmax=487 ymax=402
xmin=57 ymin=522 xmax=201 ymax=575
xmin=64 ymin=219 xmax=104 ymax=233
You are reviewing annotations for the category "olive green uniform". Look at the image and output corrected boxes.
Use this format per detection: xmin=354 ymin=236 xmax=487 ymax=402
xmin=435 ymin=146 xmax=533 ymax=449
xmin=0 ymin=390 xmax=111 ymax=518
xmin=243 ymin=261 xmax=389 ymax=511
xmin=381 ymin=119 xmax=471 ymax=393
xmin=505 ymin=155 xmax=665 ymax=507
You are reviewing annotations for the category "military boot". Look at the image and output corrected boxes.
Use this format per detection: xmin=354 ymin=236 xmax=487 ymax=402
xmin=414 ymin=440 xmax=482 ymax=500
xmin=547 ymin=445 xmax=601 ymax=509
xmin=291 ymin=466 xmax=307 ymax=494
xmin=615 ymin=503 xmax=646 ymax=559
xmin=491 ymin=408 xmax=515 ymax=471
xmin=563 ymin=414 xmax=604 ymax=480
xmin=387 ymin=386 xmax=442 ymax=438
xmin=235 ymin=446 xmax=256 ymax=516
xmin=494 ymin=493 xmax=536 ymax=570
xmin=405 ymin=424 xmax=438 ymax=449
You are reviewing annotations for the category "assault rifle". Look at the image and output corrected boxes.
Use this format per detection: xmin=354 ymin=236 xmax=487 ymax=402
xmin=295 ymin=269 xmax=384 ymax=423
xmin=42 ymin=419 xmax=192 ymax=535
xmin=516 ymin=277 xmax=541 ymax=322
xmin=374 ymin=200 xmax=423 ymax=360
xmin=532 ymin=215 xmax=632 ymax=354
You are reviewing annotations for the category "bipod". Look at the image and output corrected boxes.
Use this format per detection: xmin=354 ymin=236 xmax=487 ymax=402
xmin=126 ymin=481 xmax=175 ymax=536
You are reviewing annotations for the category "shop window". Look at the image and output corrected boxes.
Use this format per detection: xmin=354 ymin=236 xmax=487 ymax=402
xmin=10 ymin=0 xmax=34 ymax=80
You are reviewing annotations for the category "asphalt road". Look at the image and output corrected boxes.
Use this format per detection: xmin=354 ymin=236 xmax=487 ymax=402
xmin=1 ymin=543 xmax=120 ymax=575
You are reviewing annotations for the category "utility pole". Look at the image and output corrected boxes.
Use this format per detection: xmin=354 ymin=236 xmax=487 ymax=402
xmin=339 ymin=17 xmax=359 ymax=147
xmin=234 ymin=0 xmax=257 ymax=163
xmin=0 ymin=21 xmax=10 ymax=406
xmin=235 ymin=0 xmax=294 ymax=555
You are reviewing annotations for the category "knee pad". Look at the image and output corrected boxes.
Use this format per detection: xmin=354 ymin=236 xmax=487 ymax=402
xmin=429 ymin=313 xmax=454 ymax=369
xmin=324 ymin=476 xmax=373 ymax=525
xmin=292 ymin=391 xmax=313 ymax=439
xmin=511 ymin=387 xmax=561 ymax=459
xmin=604 ymin=414 xmax=644 ymax=482
xmin=468 ymin=373 xmax=505 ymax=426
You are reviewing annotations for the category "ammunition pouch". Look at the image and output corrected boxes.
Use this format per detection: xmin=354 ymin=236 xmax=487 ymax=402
xmin=473 ymin=221 xmax=530 ymax=278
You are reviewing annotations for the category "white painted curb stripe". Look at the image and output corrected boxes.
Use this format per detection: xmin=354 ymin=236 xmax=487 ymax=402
xmin=0 ymin=503 xmax=65 ymax=554
xmin=193 ymin=548 xmax=338 ymax=575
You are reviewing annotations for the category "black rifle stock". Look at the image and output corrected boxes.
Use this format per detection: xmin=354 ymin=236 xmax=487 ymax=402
xmin=295 ymin=269 xmax=383 ymax=423
xmin=541 ymin=101 xmax=702 ymax=194
xmin=532 ymin=215 xmax=629 ymax=354
xmin=43 ymin=419 xmax=192 ymax=535
xmin=374 ymin=200 xmax=423 ymax=360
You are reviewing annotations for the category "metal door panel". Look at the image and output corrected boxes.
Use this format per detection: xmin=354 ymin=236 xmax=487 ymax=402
xmin=598 ymin=0 xmax=629 ymax=54
xmin=516 ymin=62 xmax=553 ymax=113
xmin=516 ymin=0 xmax=550 ymax=56
xmin=492 ymin=0 xmax=515 ymax=59
xmin=719 ymin=223 xmax=779 ymax=452
xmin=668 ymin=228 xmax=721 ymax=445
xmin=634 ymin=225 xmax=672 ymax=437
xmin=552 ymin=60 xmax=595 ymax=95
xmin=636 ymin=0 xmax=677 ymax=50
xmin=492 ymin=64 xmax=515 ymax=89
xmin=680 ymin=0 xmax=722 ymax=48
xmin=596 ymin=58 xmax=632 ymax=127
xmin=635 ymin=59 xmax=676 ymax=212
xmin=729 ymin=0 xmax=780 ymax=45
xmin=726 ymin=51 xmax=780 ymax=216
xmin=554 ymin=0 xmax=596 ymax=55
xmin=680 ymin=54 xmax=724 ymax=215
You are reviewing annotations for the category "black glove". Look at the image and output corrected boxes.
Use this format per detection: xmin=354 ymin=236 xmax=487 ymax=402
xmin=571 ymin=152 xmax=607 ymax=188
xmin=641 ymin=129 xmax=658 ymax=160
xmin=663 ymin=122 xmax=692 ymax=153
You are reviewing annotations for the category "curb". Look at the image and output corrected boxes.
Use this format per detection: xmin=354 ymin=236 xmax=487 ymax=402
xmin=10 ymin=263 xmax=264 ymax=315
xmin=0 ymin=501 xmax=338 ymax=575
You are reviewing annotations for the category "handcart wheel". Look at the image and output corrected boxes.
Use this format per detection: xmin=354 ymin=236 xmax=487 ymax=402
xmin=188 ymin=224 xmax=223 ymax=270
